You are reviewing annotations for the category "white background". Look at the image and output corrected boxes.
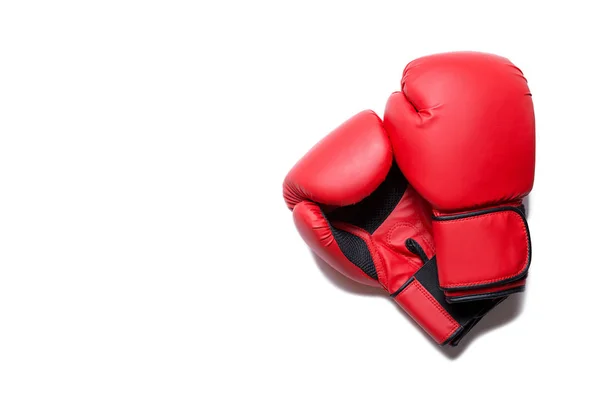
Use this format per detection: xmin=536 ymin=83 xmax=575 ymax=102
xmin=0 ymin=0 xmax=598 ymax=398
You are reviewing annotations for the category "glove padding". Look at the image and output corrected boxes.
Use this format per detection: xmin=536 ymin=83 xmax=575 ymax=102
xmin=384 ymin=52 xmax=534 ymax=302
xmin=284 ymin=111 xmax=504 ymax=345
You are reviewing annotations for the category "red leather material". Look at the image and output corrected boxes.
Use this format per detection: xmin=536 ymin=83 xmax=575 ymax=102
xmin=383 ymin=52 xmax=535 ymax=299
xmin=371 ymin=186 xmax=434 ymax=293
xmin=433 ymin=206 xmax=530 ymax=289
xmin=444 ymin=279 xmax=526 ymax=300
xmin=283 ymin=110 xmax=392 ymax=210
xmin=384 ymin=52 xmax=535 ymax=211
xmin=284 ymin=110 xmax=502 ymax=345
xmin=293 ymin=201 xmax=379 ymax=287
xmin=393 ymin=280 xmax=460 ymax=344
xmin=285 ymin=111 xmax=432 ymax=291
xmin=305 ymin=186 xmax=434 ymax=293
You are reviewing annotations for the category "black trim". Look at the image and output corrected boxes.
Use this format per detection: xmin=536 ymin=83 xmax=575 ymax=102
xmin=441 ymin=326 xmax=464 ymax=346
xmin=445 ymin=286 xmax=525 ymax=304
xmin=390 ymin=277 xmax=415 ymax=298
xmin=405 ymin=238 xmax=429 ymax=264
xmin=434 ymin=206 xmax=532 ymax=292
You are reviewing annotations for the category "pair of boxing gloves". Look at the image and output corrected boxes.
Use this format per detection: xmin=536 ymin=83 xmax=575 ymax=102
xmin=283 ymin=52 xmax=535 ymax=346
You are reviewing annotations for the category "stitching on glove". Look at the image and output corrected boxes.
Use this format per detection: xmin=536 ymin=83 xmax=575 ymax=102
xmin=410 ymin=281 xmax=460 ymax=338
xmin=435 ymin=210 xmax=530 ymax=287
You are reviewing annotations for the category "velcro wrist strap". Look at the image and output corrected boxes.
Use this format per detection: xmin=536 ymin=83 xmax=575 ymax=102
xmin=433 ymin=206 xmax=531 ymax=293
xmin=391 ymin=257 xmax=502 ymax=346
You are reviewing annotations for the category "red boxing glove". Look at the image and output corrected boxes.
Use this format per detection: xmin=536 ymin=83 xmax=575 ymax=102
xmin=283 ymin=111 xmax=503 ymax=345
xmin=384 ymin=52 xmax=535 ymax=303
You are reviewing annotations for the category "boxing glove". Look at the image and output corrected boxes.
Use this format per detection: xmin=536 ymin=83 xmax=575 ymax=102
xmin=283 ymin=110 xmax=504 ymax=345
xmin=384 ymin=52 xmax=535 ymax=303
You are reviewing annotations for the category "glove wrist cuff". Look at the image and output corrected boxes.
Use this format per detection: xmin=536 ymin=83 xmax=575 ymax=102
xmin=391 ymin=257 xmax=503 ymax=346
xmin=432 ymin=204 xmax=531 ymax=298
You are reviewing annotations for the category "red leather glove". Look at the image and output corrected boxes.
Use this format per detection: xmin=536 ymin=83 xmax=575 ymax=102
xmin=384 ymin=52 xmax=535 ymax=303
xmin=283 ymin=111 xmax=504 ymax=345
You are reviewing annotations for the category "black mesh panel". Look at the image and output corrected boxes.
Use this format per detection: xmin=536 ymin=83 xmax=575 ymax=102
xmin=323 ymin=163 xmax=407 ymax=281
xmin=328 ymin=227 xmax=378 ymax=280
xmin=327 ymin=163 xmax=407 ymax=234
